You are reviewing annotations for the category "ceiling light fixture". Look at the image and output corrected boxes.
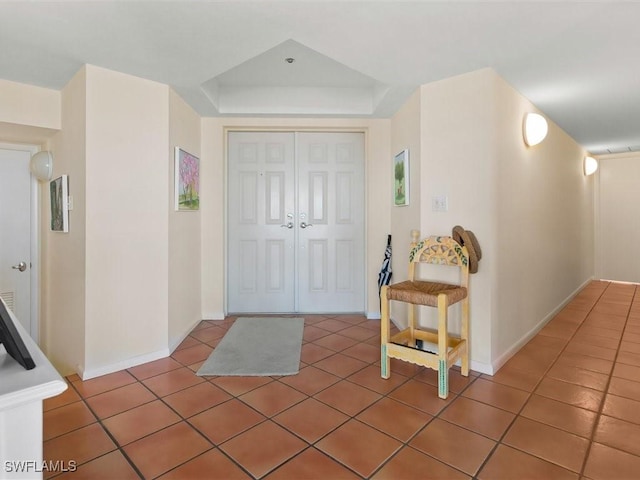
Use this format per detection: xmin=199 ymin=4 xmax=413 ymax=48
xmin=523 ymin=113 xmax=548 ymax=147
xmin=584 ymin=156 xmax=598 ymax=176
xmin=30 ymin=150 xmax=54 ymax=181
xmin=285 ymin=57 xmax=295 ymax=64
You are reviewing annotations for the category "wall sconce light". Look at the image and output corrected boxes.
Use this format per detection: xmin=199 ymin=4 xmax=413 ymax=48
xmin=584 ymin=156 xmax=598 ymax=176
xmin=30 ymin=151 xmax=54 ymax=181
xmin=523 ymin=113 xmax=548 ymax=147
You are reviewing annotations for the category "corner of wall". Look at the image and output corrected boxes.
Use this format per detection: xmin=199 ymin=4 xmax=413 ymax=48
xmin=168 ymin=89 xmax=202 ymax=345
xmin=388 ymin=88 xmax=422 ymax=329
xmin=199 ymin=117 xmax=226 ymax=320
xmin=42 ymin=65 xmax=87 ymax=376
xmin=83 ymin=66 xmax=170 ymax=372
xmin=418 ymin=70 xmax=496 ymax=367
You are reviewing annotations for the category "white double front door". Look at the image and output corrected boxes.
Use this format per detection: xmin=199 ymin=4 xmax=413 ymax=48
xmin=227 ymin=131 xmax=365 ymax=313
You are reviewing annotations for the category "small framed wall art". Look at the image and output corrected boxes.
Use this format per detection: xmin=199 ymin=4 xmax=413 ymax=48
xmin=50 ymin=174 xmax=69 ymax=232
xmin=175 ymin=147 xmax=200 ymax=211
xmin=394 ymin=149 xmax=409 ymax=206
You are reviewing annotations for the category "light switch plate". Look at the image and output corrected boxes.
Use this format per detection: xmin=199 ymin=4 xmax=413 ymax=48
xmin=432 ymin=195 xmax=448 ymax=212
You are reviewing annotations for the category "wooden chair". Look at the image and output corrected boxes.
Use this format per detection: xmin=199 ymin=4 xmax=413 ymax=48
xmin=380 ymin=230 xmax=470 ymax=399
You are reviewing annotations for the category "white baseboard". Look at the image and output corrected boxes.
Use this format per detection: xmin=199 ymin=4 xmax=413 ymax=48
xmin=78 ymin=274 xmax=591 ymax=382
xmin=78 ymin=314 xmax=229 ymax=380
xmin=471 ymin=360 xmax=494 ymax=375
xmin=169 ymin=318 xmax=203 ymax=353
xmin=79 ymin=347 xmax=171 ymax=381
xmin=490 ymin=276 xmax=594 ymax=374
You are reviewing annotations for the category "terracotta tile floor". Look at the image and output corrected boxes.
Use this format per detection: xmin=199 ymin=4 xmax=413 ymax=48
xmin=43 ymin=280 xmax=640 ymax=479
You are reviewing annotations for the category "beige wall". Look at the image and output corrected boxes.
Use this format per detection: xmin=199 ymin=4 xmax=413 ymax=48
xmin=169 ymin=90 xmax=202 ymax=348
xmin=389 ymin=68 xmax=593 ymax=373
xmin=595 ymin=152 xmax=640 ymax=282
xmin=367 ymin=120 xmax=392 ymax=315
xmin=200 ymin=118 xmax=225 ymax=319
xmin=82 ymin=65 xmax=170 ymax=374
xmin=0 ymin=79 xmax=60 ymax=130
xmin=418 ymin=69 xmax=496 ymax=369
xmin=492 ymin=71 xmax=593 ymax=367
xmin=40 ymin=66 xmax=202 ymax=378
xmin=44 ymin=68 xmax=87 ymax=374
xmin=388 ymin=89 xmax=422 ymax=322
xmin=0 ymin=79 xmax=59 ymax=145
xmin=200 ymin=117 xmax=391 ymax=319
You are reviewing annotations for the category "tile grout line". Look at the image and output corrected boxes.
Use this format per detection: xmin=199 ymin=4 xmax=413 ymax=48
xmin=45 ymin=313 xmax=512 ymax=477
xmin=71 ymin=345 xmax=272 ymax=480
xmin=106 ymin=366 xmax=262 ymax=480
xmin=169 ymin=315 xmax=373 ymax=479
xmin=53 ymin=357 xmax=239 ymax=478
xmin=578 ymin=282 xmax=639 ymax=478
xmin=472 ymin=281 xmax=610 ymax=478
xmin=46 ymin=317 xmax=436 ymax=477
xmin=369 ymin=372 xmax=479 ymax=479
xmin=277 ymin=320 xmax=441 ymax=479
xmin=44 ymin=299 xmax=640 ymax=479
xmin=263 ymin=334 xmax=395 ymax=478
xmin=227 ymin=316 xmax=375 ymax=479
xmin=57 ymin=379 xmax=146 ymax=480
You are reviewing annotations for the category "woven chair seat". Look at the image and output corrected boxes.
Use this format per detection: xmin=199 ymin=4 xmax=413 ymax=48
xmin=385 ymin=280 xmax=468 ymax=307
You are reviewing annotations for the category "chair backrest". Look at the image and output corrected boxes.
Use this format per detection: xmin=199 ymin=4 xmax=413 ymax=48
xmin=408 ymin=231 xmax=469 ymax=288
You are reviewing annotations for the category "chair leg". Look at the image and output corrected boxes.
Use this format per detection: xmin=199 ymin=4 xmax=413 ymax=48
xmin=461 ymin=296 xmax=470 ymax=377
xmin=380 ymin=286 xmax=391 ymax=379
xmin=437 ymin=294 xmax=449 ymax=399
xmin=408 ymin=303 xmax=416 ymax=348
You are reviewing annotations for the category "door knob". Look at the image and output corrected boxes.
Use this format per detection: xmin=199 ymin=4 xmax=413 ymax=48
xmin=280 ymin=222 xmax=294 ymax=229
xmin=300 ymin=222 xmax=313 ymax=229
xmin=12 ymin=261 xmax=27 ymax=272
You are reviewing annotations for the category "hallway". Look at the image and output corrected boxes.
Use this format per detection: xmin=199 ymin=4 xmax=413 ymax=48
xmin=43 ymin=280 xmax=640 ymax=479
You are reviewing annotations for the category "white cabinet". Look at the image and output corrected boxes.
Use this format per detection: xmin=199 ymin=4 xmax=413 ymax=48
xmin=0 ymin=304 xmax=67 ymax=480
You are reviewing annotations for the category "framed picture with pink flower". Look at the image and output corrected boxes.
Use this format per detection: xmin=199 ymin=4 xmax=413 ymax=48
xmin=174 ymin=147 xmax=200 ymax=211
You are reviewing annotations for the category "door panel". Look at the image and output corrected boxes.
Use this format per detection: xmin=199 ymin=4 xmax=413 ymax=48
xmin=308 ymin=172 xmax=328 ymax=223
xmin=336 ymin=239 xmax=355 ymax=291
xmin=336 ymin=172 xmax=355 ymax=223
xmin=297 ymin=132 xmax=365 ymax=312
xmin=265 ymin=239 xmax=286 ymax=291
xmin=265 ymin=172 xmax=286 ymax=224
xmin=228 ymin=132 xmax=295 ymax=312
xmin=0 ymin=148 xmax=32 ymax=334
xmin=239 ymin=172 xmax=258 ymax=223
xmin=308 ymin=239 xmax=328 ymax=292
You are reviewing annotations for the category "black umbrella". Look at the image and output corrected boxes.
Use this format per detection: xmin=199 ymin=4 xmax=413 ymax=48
xmin=377 ymin=234 xmax=393 ymax=306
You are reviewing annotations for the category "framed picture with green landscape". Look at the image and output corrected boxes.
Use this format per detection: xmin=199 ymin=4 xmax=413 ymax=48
xmin=394 ymin=149 xmax=409 ymax=206
xmin=175 ymin=147 xmax=200 ymax=211
xmin=50 ymin=174 xmax=69 ymax=232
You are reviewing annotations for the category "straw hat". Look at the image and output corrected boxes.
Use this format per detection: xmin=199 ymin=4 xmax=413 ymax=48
xmin=452 ymin=225 xmax=480 ymax=274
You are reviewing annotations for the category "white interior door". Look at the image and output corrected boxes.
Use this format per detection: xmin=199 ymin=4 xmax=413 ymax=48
xmin=297 ymin=132 xmax=365 ymax=312
xmin=596 ymin=155 xmax=640 ymax=283
xmin=0 ymin=148 xmax=33 ymax=335
xmin=227 ymin=131 xmax=365 ymax=314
